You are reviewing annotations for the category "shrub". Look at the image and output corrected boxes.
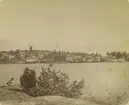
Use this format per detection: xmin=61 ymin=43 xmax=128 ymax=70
xmin=20 ymin=65 xmax=84 ymax=98
xmin=20 ymin=67 xmax=37 ymax=91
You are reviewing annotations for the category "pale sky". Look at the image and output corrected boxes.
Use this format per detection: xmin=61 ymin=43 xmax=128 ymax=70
xmin=0 ymin=0 xmax=129 ymax=52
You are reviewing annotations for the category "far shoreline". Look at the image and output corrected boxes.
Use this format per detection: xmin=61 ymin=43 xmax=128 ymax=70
xmin=0 ymin=62 xmax=128 ymax=65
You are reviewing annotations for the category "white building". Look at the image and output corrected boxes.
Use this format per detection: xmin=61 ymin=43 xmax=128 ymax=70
xmin=26 ymin=57 xmax=38 ymax=63
xmin=66 ymin=54 xmax=74 ymax=62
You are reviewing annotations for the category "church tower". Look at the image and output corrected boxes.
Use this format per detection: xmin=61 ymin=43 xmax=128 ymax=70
xmin=29 ymin=46 xmax=32 ymax=52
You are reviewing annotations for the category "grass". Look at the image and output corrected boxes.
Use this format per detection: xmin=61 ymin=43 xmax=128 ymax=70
xmin=0 ymin=85 xmax=108 ymax=105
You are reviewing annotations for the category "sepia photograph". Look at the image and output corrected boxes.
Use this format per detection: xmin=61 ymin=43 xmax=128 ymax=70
xmin=0 ymin=0 xmax=129 ymax=105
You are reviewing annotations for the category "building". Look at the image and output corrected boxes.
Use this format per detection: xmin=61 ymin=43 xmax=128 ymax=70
xmin=19 ymin=51 xmax=26 ymax=60
xmin=66 ymin=54 xmax=74 ymax=62
xmin=32 ymin=50 xmax=50 ymax=59
xmin=73 ymin=55 xmax=83 ymax=63
xmin=83 ymin=57 xmax=89 ymax=62
xmin=8 ymin=54 xmax=15 ymax=60
xmin=54 ymin=55 xmax=66 ymax=62
xmin=42 ymin=52 xmax=55 ymax=62
xmin=26 ymin=57 xmax=38 ymax=63
xmin=2 ymin=52 xmax=9 ymax=59
xmin=117 ymin=58 xmax=126 ymax=62
xmin=89 ymin=57 xmax=101 ymax=62
xmin=28 ymin=46 xmax=50 ymax=59
xmin=29 ymin=46 xmax=32 ymax=52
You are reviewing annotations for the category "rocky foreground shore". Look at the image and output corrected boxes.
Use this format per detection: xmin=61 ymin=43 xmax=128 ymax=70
xmin=0 ymin=85 xmax=109 ymax=105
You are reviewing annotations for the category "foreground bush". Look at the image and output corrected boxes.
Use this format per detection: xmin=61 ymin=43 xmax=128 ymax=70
xmin=20 ymin=65 xmax=84 ymax=98
xmin=20 ymin=67 xmax=37 ymax=91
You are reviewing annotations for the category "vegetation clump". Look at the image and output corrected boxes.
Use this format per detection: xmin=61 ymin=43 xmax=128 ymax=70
xmin=20 ymin=65 xmax=84 ymax=98
xmin=20 ymin=67 xmax=37 ymax=92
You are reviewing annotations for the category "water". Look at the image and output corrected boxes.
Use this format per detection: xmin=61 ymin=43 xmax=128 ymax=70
xmin=0 ymin=63 xmax=129 ymax=104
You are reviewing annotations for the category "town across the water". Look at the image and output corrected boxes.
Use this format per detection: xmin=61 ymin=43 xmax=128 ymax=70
xmin=0 ymin=46 xmax=129 ymax=64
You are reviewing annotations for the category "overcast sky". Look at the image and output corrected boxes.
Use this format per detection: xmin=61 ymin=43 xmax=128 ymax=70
xmin=0 ymin=0 xmax=129 ymax=52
